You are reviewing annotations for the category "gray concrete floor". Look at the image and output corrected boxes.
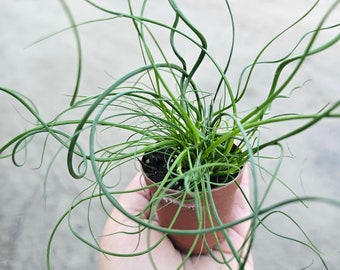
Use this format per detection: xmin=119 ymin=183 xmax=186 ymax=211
xmin=1 ymin=1 xmax=340 ymax=269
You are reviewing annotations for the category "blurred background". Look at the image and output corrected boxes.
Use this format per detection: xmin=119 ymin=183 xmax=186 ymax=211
xmin=1 ymin=0 xmax=340 ymax=269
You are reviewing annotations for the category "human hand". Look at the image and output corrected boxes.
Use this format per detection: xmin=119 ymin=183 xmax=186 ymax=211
xmin=99 ymin=168 xmax=254 ymax=270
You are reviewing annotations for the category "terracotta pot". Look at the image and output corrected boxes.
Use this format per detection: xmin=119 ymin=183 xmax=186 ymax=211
xmin=144 ymin=165 xmax=247 ymax=254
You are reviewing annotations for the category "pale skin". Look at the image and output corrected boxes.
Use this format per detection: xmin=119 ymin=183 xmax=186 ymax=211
xmin=99 ymin=167 xmax=254 ymax=270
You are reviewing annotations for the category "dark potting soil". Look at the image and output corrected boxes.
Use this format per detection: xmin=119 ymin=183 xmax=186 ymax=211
xmin=141 ymin=151 xmax=173 ymax=183
xmin=140 ymin=151 xmax=238 ymax=191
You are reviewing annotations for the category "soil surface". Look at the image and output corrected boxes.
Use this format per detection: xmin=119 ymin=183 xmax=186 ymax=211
xmin=141 ymin=152 xmax=174 ymax=183
xmin=141 ymin=151 xmax=238 ymax=190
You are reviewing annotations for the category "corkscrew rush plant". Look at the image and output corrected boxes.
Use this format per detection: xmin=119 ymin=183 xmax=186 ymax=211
xmin=1 ymin=0 xmax=340 ymax=269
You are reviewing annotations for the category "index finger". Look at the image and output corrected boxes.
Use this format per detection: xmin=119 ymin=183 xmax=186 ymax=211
xmin=112 ymin=173 xmax=153 ymax=220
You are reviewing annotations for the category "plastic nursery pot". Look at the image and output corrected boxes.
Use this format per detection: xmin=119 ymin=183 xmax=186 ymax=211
xmin=143 ymin=164 xmax=247 ymax=254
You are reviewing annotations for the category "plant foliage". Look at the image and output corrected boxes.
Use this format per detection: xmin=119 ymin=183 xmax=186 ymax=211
xmin=1 ymin=0 xmax=340 ymax=269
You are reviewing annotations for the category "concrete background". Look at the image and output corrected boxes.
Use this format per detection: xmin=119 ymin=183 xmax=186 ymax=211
xmin=1 ymin=0 xmax=340 ymax=269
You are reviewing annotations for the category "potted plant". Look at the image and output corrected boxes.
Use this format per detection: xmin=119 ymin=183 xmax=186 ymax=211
xmin=1 ymin=0 xmax=340 ymax=269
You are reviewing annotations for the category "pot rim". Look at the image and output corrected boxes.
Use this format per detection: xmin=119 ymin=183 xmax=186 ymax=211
xmin=143 ymin=165 xmax=245 ymax=192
